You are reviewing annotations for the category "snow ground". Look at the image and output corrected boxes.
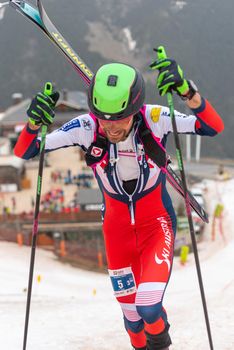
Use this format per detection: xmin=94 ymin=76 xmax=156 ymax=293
xmin=0 ymin=179 xmax=234 ymax=350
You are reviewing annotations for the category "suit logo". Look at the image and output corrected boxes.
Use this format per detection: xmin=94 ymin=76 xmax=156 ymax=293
xmin=82 ymin=118 xmax=92 ymax=130
xmin=154 ymin=216 xmax=173 ymax=272
xmin=150 ymin=107 xmax=161 ymax=123
xmin=60 ymin=119 xmax=80 ymax=131
xmin=91 ymin=146 xmax=103 ymax=157
xmin=155 ymin=251 xmax=171 ymax=272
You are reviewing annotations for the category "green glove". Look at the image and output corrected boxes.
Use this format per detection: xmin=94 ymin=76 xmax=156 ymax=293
xmin=27 ymin=90 xmax=60 ymax=126
xmin=150 ymin=58 xmax=189 ymax=96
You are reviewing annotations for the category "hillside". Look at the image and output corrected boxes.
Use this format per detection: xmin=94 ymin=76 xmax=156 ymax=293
xmin=0 ymin=0 xmax=233 ymax=157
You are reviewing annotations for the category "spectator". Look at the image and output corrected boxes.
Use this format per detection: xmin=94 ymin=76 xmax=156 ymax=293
xmin=11 ymin=197 xmax=16 ymax=213
xmin=211 ymin=202 xmax=225 ymax=242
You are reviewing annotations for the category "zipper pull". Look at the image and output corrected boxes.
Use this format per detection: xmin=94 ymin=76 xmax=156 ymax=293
xmin=109 ymin=157 xmax=119 ymax=166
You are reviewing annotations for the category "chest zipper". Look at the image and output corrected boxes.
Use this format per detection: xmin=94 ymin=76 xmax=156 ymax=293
xmin=138 ymin=166 xmax=144 ymax=193
xmin=120 ymin=129 xmax=145 ymax=225
xmin=112 ymin=161 xmax=135 ymax=225
xmin=110 ymin=126 xmax=145 ymax=226
xmin=127 ymin=159 xmax=144 ymax=226
xmin=137 ymin=144 xmax=145 ymax=193
xmin=113 ymin=162 xmax=137 ymax=225
xmin=109 ymin=144 xmax=123 ymax=194
xmin=112 ymin=167 xmax=123 ymax=194
xmin=129 ymin=195 xmax=135 ymax=225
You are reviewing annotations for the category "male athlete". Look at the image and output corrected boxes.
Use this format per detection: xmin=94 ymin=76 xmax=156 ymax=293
xmin=14 ymin=57 xmax=224 ymax=349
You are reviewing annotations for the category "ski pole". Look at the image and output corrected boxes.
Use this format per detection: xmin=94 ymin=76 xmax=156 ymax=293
xmin=22 ymin=82 xmax=53 ymax=350
xmin=156 ymin=46 xmax=214 ymax=350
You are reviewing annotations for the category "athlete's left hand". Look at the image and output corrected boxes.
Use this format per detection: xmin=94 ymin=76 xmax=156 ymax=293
xmin=150 ymin=58 xmax=189 ymax=96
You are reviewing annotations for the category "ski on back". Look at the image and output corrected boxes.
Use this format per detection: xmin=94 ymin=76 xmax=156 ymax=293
xmin=37 ymin=0 xmax=93 ymax=85
xmin=9 ymin=0 xmax=45 ymax=30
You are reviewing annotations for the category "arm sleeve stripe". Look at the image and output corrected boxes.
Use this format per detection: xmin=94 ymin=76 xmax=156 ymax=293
xmin=14 ymin=124 xmax=39 ymax=158
xmin=192 ymin=98 xmax=224 ymax=133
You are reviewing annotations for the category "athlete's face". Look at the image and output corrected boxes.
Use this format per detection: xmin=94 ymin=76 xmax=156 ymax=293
xmin=98 ymin=116 xmax=134 ymax=143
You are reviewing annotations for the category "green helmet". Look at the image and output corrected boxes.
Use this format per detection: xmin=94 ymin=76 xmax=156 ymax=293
xmin=88 ymin=63 xmax=145 ymax=120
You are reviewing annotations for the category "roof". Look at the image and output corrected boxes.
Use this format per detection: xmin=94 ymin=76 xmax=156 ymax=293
xmin=0 ymin=138 xmax=11 ymax=156
xmin=65 ymin=91 xmax=88 ymax=109
xmin=0 ymin=155 xmax=25 ymax=169
xmin=1 ymin=99 xmax=31 ymax=125
xmin=0 ymin=90 xmax=88 ymax=126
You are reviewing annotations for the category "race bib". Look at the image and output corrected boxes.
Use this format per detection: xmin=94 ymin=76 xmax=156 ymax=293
xmin=108 ymin=267 xmax=136 ymax=297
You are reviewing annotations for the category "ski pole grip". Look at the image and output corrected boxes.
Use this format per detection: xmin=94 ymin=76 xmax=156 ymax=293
xmin=41 ymin=82 xmax=53 ymax=137
xmin=44 ymin=82 xmax=53 ymax=96
xmin=157 ymin=46 xmax=167 ymax=60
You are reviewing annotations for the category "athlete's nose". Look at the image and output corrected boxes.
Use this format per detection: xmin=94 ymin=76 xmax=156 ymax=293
xmin=107 ymin=121 xmax=121 ymax=131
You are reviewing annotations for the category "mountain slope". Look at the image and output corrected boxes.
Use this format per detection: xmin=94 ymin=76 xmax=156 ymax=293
xmin=0 ymin=0 xmax=233 ymax=158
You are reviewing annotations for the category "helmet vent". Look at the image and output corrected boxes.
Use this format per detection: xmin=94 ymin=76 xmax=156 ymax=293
xmin=122 ymin=101 xmax=126 ymax=108
xmin=107 ymin=75 xmax=118 ymax=86
xmin=94 ymin=97 xmax=97 ymax=105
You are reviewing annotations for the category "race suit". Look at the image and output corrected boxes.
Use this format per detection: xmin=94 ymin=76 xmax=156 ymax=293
xmin=14 ymin=98 xmax=223 ymax=349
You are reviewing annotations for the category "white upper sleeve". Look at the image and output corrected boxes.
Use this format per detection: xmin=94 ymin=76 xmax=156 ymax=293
xmin=144 ymin=104 xmax=197 ymax=140
xmin=44 ymin=114 xmax=96 ymax=151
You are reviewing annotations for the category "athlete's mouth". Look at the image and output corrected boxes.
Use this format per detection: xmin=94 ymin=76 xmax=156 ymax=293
xmin=104 ymin=129 xmax=127 ymax=143
xmin=107 ymin=130 xmax=122 ymax=136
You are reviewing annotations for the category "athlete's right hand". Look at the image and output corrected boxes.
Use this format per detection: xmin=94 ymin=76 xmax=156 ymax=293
xmin=27 ymin=90 xmax=60 ymax=127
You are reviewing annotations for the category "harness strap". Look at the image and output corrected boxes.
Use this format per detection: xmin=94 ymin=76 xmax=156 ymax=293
xmin=137 ymin=115 xmax=167 ymax=168
xmin=85 ymin=133 xmax=108 ymax=168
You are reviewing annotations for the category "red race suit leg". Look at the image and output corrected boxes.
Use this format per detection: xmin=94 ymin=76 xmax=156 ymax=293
xmin=102 ymin=184 xmax=176 ymax=349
